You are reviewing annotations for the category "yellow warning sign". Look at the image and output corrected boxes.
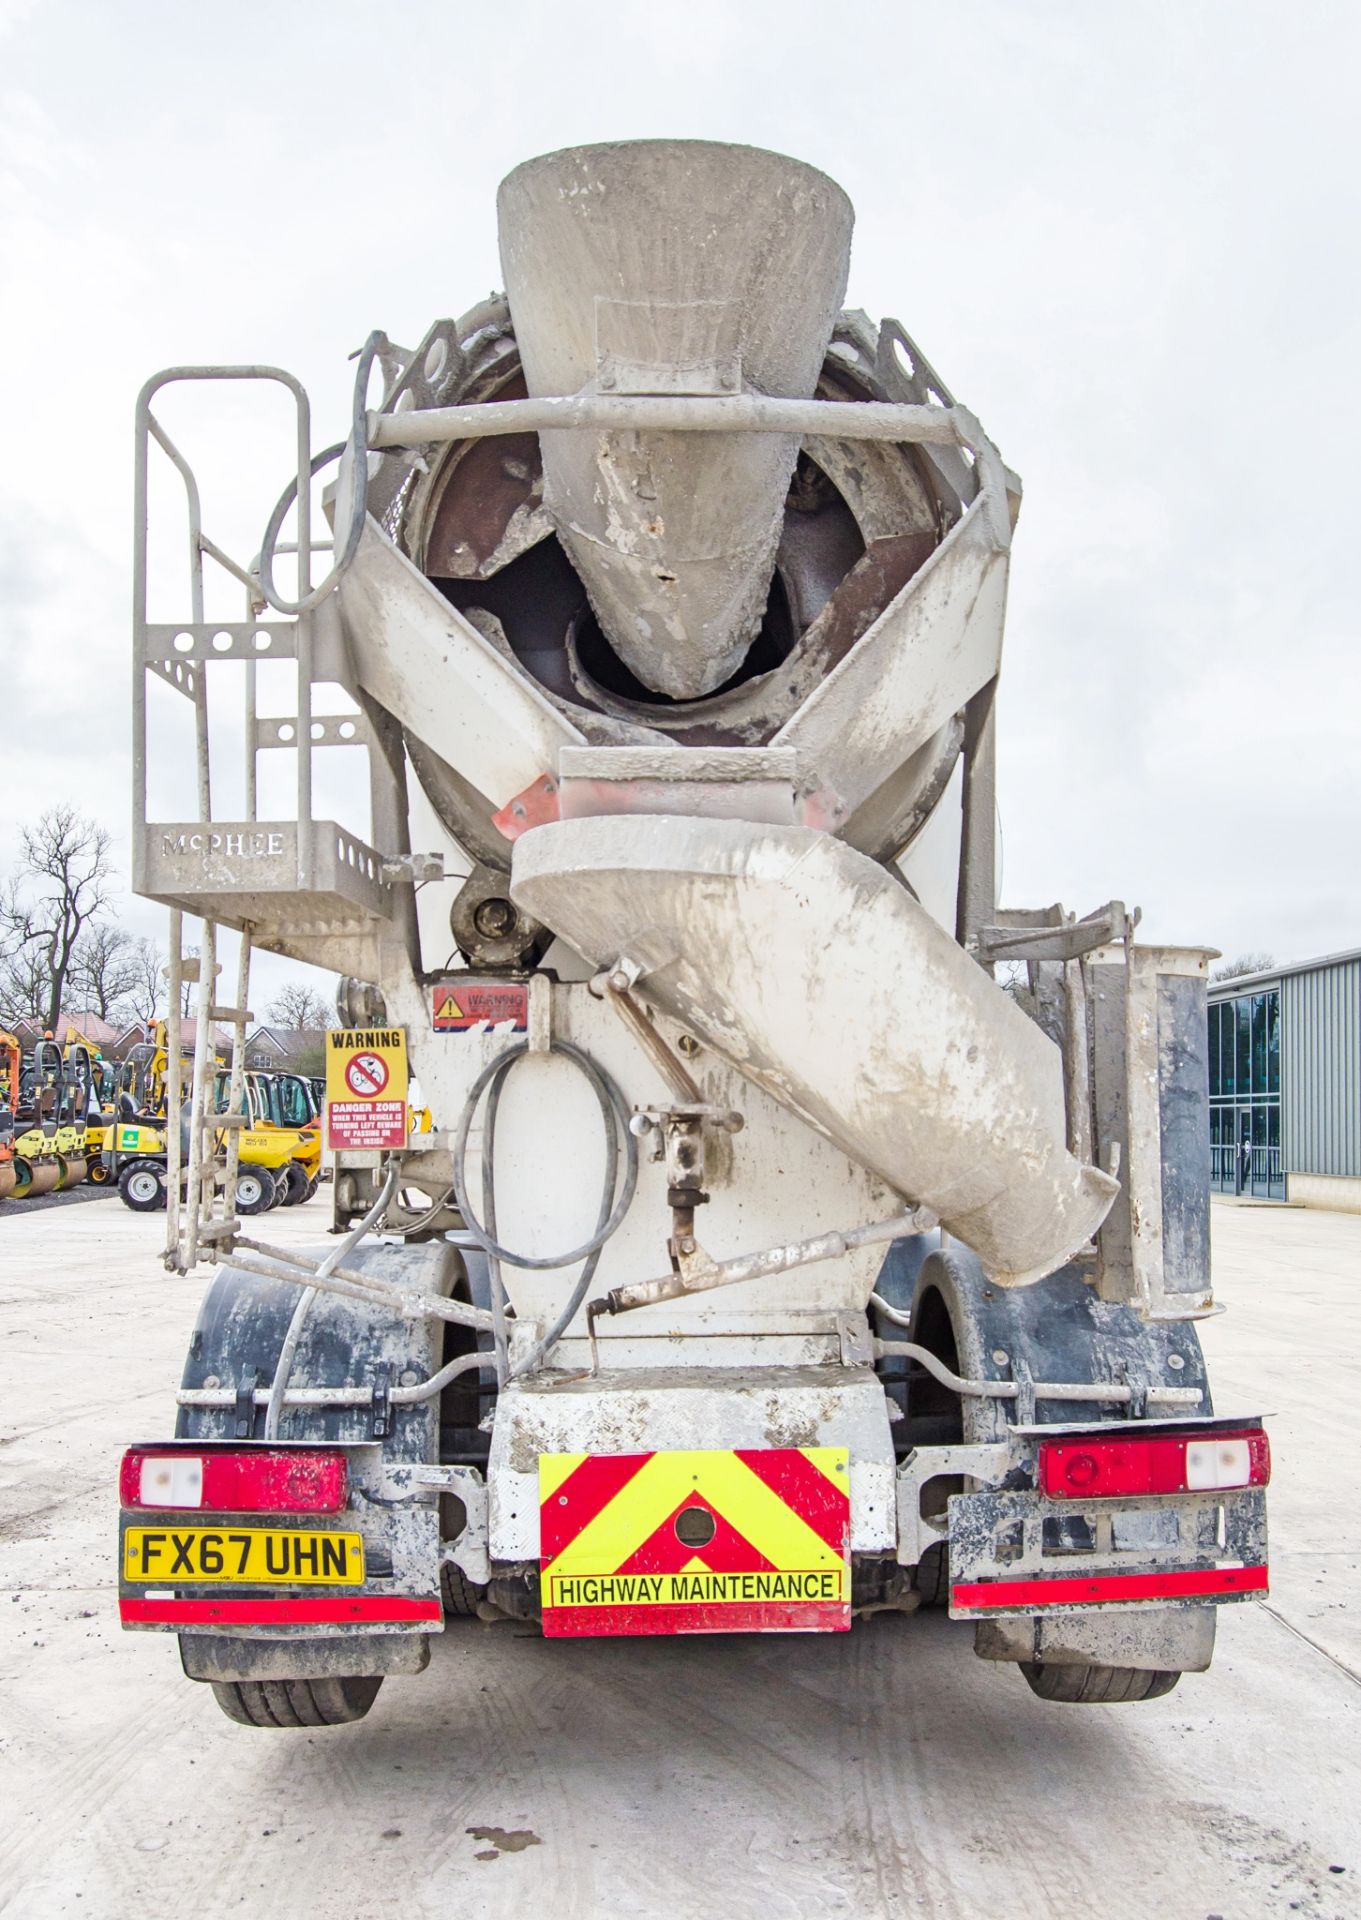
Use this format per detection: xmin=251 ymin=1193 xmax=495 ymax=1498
xmin=324 ymin=1028 xmax=409 ymax=1151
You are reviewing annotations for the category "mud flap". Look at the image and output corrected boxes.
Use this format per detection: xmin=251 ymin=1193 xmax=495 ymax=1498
xmin=974 ymin=1607 xmax=1215 ymax=1674
xmin=164 ymin=1239 xmax=469 ymax=1678
xmin=905 ymin=1246 xmax=1221 ymax=1676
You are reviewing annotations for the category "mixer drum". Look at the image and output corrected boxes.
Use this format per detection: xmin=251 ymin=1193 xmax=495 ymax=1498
xmin=497 ymin=141 xmax=853 ymax=702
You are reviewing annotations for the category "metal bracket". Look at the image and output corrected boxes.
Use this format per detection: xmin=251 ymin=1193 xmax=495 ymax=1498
xmin=380 ymin=851 xmax=445 ymax=884
xmin=370 ymin=1363 xmax=392 ymax=1440
xmin=895 ymin=1441 xmax=1014 ymax=1566
xmin=233 ymin=1372 xmax=260 ymax=1440
xmin=973 ymin=900 xmax=1134 ymax=965
xmin=434 ymin=1466 xmax=491 ymax=1587
xmin=835 ymin=1311 xmax=876 ymax=1367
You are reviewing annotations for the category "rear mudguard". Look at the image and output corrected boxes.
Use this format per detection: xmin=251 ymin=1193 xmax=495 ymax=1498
xmin=175 ymin=1238 xmax=463 ymax=1460
xmin=907 ymin=1246 xmax=1217 ymax=1674
xmin=909 ymin=1246 xmax=1212 ymax=1437
xmin=171 ymin=1239 xmax=472 ymax=1681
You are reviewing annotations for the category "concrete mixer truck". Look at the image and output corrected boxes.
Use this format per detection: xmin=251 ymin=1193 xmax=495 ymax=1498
xmin=118 ymin=141 xmax=1268 ymax=1728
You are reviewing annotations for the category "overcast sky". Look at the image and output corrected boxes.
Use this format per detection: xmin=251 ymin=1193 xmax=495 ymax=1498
xmin=2 ymin=0 xmax=1357 ymax=1001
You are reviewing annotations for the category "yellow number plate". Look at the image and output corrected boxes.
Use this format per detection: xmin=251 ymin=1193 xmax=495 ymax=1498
xmin=123 ymin=1525 xmax=364 ymax=1585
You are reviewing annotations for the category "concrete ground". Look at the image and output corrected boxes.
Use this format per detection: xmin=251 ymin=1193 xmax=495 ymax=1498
xmin=1 ymin=1194 xmax=1357 ymax=1920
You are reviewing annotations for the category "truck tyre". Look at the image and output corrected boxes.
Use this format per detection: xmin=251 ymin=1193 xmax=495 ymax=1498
xmin=1020 ymin=1662 xmax=1181 ymax=1704
xmin=234 ymin=1169 xmax=276 ymax=1215
xmin=304 ymin=1175 xmax=320 ymax=1202
xmin=441 ymin=1562 xmax=485 ymax=1617
xmin=912 ymin=1542 xmax=950 ymax=1608
xmin=280 ymin=1161 xmax=311 ymax=1206
xmin=210 ymin=1675 xmax=383 ymax=1727
xmin=119 ymin=1162 xmax=165 ymax=1213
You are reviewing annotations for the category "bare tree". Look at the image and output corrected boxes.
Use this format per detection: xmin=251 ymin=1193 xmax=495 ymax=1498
xmin=111 ymin=935 xmax=169 ymax=1026
xmin=69 ymin=923 xmax=141 ymax=1022
xmin=0 ymin=809 xmax=117 ymax=1031
xmin=266 ymin=980 xmax=334 ymax=1030
xmin=0 ymin=910 xmax=50 ymax=1025
xmin=1211 ymin=952 xmax=1276 ymax=984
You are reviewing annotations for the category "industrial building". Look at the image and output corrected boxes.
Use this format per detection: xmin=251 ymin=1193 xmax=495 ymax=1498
xmin=1208 ymin=948 xmax=1361 ymax=1212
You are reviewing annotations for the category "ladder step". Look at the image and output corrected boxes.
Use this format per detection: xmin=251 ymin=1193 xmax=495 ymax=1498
xmin=197 ymin=1219 xmax=241 ymax=1243
xmin=207 ymin=1113 xmax=249 ymax=1130
xmin=176 ymin=960 xmax=222 ymax=985
xmin=208 ymin=1005 xmax=252 ymax=1023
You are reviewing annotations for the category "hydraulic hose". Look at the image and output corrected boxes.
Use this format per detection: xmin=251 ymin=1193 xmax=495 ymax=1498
xmin=255 ymin=329 xmax=387 ymax=616
xmin=451 ymin=1041 xmax=638 ymax=1381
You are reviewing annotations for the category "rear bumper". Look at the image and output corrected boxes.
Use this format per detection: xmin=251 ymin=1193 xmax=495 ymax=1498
xmin=117 ymin=1414 xmax=1268 ymax=1650
xmin=896 ymin=1416 xmax=1269 ymax=1623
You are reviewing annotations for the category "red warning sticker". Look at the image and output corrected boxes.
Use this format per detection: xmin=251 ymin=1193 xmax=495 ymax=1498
xmin=431 ymin=980 xmax=529 ymax=1033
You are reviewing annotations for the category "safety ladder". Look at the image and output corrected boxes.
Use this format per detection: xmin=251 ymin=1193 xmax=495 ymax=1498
xmin=163 ymin=911 xmax=253 ymax=1274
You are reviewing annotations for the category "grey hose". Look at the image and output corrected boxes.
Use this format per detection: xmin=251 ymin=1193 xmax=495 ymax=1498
xmin=452 ymin=1041 xmax=638 ymax=1381
xmin=255 ymin=328 xmax=386 ymax=615
xmin=262 ymin=1159 xmax=400 ymax=1440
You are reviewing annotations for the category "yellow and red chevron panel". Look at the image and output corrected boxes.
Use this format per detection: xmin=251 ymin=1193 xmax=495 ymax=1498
xmin=538 ymin=1446 xmax=851 ymax=1637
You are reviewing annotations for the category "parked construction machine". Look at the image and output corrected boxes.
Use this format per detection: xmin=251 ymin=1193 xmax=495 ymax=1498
xmin=12 ymin=1038 xmax=93 ymax=1195
xmin=119 ymin=141 xmax=1267 ymax=1727
xmin=0 ymin=1030 xmax=20 ymax=1201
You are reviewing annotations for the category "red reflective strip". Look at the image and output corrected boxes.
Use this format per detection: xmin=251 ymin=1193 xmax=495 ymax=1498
xmin=732 ymin=1449 xmax=851 ymax=1554
xmin=538 ymin=1452 xmax=651 ymax=1559
xmin=952 ymin=1564 xmax=1269 ymax=1611
xmin=544 ymin=1600 xmax=849 ymax=1639
xmin=119 ymin=1595 xmax=441 ymax=1627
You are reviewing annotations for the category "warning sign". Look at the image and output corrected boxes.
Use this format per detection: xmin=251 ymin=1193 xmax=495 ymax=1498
xmin=325 ymin=1028 xmax=408 ymax=1152
xmin=431 ymin=980 xmax=528 ymax=1033
xmin=539 ymin=1447 xmax=850 ymax=1639
xmin=344 ymin=1051 xmax=389 ymax=1097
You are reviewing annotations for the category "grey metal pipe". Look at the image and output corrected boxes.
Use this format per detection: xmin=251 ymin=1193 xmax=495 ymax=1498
xmin=177 ymin=1349 xmax=495 ymax=1414
xmin=873 ymin=1341 xmax=1203 ymax=1407
xmin=597 ymin=1211 xmax=931 ymax=1317
xmin=229 ymin=1249 xmax=493 ymax=1333
xmin=369 ymin=393 xmax=967 ymax=451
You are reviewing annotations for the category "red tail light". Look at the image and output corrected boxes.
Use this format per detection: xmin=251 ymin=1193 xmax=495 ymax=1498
xmin=119 ymin=1447 xmax=348 ymax=1513
xmin=1038 ymin=1429 xmax=1270 ymax=1501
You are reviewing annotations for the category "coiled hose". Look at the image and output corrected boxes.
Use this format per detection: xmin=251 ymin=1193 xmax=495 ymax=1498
xmin=451 ymin=1040 xmax=638 ymax=1384
xmin=255 ymin=328 xmax=387 ymax=616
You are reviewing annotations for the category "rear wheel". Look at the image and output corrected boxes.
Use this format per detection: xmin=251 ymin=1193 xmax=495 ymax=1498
xmin=441 ymin=1561 xmax=485 ymax=1617
xmin=234 ymin=1168 xmax=276 ymax=1215
xmin=119 ymin=1162 xmax=165 ymax=1212
xmin=912 ymin=1541 xmax=951 ymax=1608
xmin=280 ymin=1161 xmax=311 ymax=1206
xmin=210 ymin=1675 xmax=382 ymax=1727
xmin=1021 ymin=1662 xmax=1181 ymax=1704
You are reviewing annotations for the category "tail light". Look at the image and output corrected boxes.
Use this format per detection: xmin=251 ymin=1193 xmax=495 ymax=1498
xmin=119 ymin=1447 xmax=348 ymax=1513
xmin=1038 ymin=1429 xmax=1270 ymax=1501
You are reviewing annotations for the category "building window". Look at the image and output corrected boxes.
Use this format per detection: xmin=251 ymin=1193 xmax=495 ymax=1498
xmin=1208 ymin=987 xmax=1283 ymax=1199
